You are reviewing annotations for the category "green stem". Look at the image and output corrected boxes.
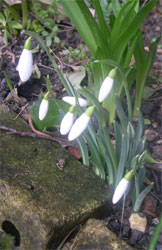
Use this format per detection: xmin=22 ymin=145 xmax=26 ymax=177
xmin=147 ymin=214 xmax=162 ymax=250
xmin=22 ymin=0 xmax=28 ymax=29
xmin=133 ymin=75 xmax=147 ymax=117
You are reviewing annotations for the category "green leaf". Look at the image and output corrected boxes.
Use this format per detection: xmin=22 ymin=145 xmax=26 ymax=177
xmin=10 ymin=21 xmax=23 ymax=29
xmin=0 ymin=12 xmax=5 ymax=24
xmin=4 ymin=71 xmax=13 ymax=91
xmin=110 ymin=0 xmax=157 ymax=61
xmin=33 ymin=64 xmax=41 ymax=79
xmin=148 ymin=215 xmax=162 ymax=250
xmin=145 ymin=152 xmax=162 ymax=164
xmin=114 ymin=120 xmax=121 ymax=163
xmin=46 ymin=36 xmax=52 ymax=47
xmin=60 ymin=0 xmax=102 ymax=56
xmin=111 ymin=0 xmax=121 ymax=17
xmin=115 ymin=95 xmax=128 ymax=135
xmin=76 ymin=137 xmax=89 ymax=167
xmin=92 ymin=0 xmax=110 ymax=42
xmin=54 ymin=36 xmax=60 ymax=43
xmin=52 ymin=25 xmax=58 ymax=32
xmin=42 ymin=30 xmax=49 ymax=36
xmin=133 ymin=182 xmax=154 ymax=212
xmin=115 ymin=133 xmax=128 ymax=186
xmin=110 ymin=0 xmax=137 ymax=47
xmin=65 ymin=68 xmax=86 ymax=89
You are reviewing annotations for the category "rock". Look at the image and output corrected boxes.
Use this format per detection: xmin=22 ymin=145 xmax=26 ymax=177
xmin=153 ymin=144 xmax=162 ymax=160
xmin=62 ymin=218 xmax=134 ymax=250
xmin=0 ymin=104 xmax=112 ymax=249
xmin=129 ymin=213 xmax=147 ymax=233
xmin=144 ymin=129 xmax=159 ymax=142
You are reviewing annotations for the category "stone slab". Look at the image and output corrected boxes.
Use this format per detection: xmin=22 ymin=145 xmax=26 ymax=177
xmin=0 ymin=104 xmax=112 ymax=249
xmin=64 ymin=219 xmax=134 ymax=250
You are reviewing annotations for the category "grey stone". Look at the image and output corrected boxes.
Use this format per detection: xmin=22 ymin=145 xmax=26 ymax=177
xmin=0 ymin=104 xmax=112 ymax=249
xmin=62 ymin=218 xmax=135 ymax=250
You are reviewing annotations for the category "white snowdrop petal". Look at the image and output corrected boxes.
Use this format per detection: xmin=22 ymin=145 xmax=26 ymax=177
xmin=60 ymin=112 xmax=74 ymax=135
xmin=68 ymin=113 xmax=90 ymax=141
xmin=98 ymin=77 xmax=114 ymax=103
xmin=62 ymin=96 xmax=88 ymax=107
xmin=112 ymin=178 xmax=129 ymax=204
xmin=39 ymin=99 xmax=49 ymax=120
xmin=17 ymin=49 xmax=33 ymax=82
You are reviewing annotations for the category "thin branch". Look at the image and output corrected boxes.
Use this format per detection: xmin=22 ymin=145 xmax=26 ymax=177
xmin=0 ymin=124 xmax=74 ymax=147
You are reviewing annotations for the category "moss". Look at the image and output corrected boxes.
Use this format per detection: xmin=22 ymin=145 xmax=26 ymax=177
xmin=0 ymin=104 xmax=112 ymax=249
xmin=0 ymin=233 xmax=14 ymax=250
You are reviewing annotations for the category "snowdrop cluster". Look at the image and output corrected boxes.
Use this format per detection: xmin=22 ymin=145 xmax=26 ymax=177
xmin=60 ymin=96 xmax=95 ymax=141
xmin=59 ymin=68 xmax=116 ymax=141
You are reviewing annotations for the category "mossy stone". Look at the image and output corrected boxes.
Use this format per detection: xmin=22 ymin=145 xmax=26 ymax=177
xmin=0 ymin=104 xmax=112 ymax=249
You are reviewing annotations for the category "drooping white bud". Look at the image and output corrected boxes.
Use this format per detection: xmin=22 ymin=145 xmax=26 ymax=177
xmin=39 ymin=92 xmax=49 ymax=121
xmin=68 ymin=106 xmax=95 ymax=141
xmin=112 ymin=170 xmax=133 ymax=204
xmin=62 ymin=96 xmax=88 ymax=107
xmin=17 ymin=37 xmax=33 ymax=82
xmin=98 ymin=68 xmax=116 ymax=103
xmin=60 ymin=106 xmax=75 ymax=135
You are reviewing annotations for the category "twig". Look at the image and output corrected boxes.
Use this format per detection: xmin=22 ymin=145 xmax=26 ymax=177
xmin=0 ymin=124 xmax=74 ymax=147
xmin=119 ymin=194 xmax=126 ymax=237
xmin=56 ymin=225 xmax=79 ymax=250
xmin=13 ymin=103 xmax=29 ymax=120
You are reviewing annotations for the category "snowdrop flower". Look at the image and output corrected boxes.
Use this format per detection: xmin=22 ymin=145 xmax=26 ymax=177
xmin=17 ymin=37 xmax=33 ymax=82
xmin=98 ymin=68 xmax=117 ymax=103
xmin=60 ymin=106 xmax=75 ymax=135
xmin=112 ymin=170 xmax=133 ymax=204
xmin=68 ymin=105 xmax=95 ymax=141
xmin=39 ymin=92 xmax=49 ymax=120
xmin=62 ymin=96 xmax=88 ymax=107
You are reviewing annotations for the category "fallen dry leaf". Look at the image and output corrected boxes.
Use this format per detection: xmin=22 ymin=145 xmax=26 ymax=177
xmin=68 ymin=146 xmax=82 ymax=159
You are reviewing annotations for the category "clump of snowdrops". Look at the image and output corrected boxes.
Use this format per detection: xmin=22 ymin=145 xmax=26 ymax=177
xmin=16 ymin=36 xmax=154 ymax=209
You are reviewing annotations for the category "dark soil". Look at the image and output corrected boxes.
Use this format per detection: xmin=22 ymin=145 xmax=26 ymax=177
xmin=0 ymin=4 xmax=162 ymax=250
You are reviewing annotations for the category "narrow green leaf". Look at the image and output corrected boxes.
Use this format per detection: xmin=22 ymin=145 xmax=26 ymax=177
xmin=133 ymin=182 xmax=154 ymax=212
xmin=4 ymin=71 xmax=13 ymax=91
xmin=60 ymin=0 xmax=101 ymax=56
xmin=76 ymin=137 xmax=89 ymax=167
xmin=148 ymin=215 xmax=162 ymax=250
xmin=115 ymin=134 xmax=128 ymax=186
xmin=114 ymin=120 xmax=121 ymax=163
xmin=110 ymin=0 xmax=136 ymax=46
xmin=115 ymin=95 xmax=128 ymax=134
xmin=92 ymin=0 xmax=110 ymax=42
xmin=111 ymin=0 xmax=157 ymax=61
xmin=111 ymin=0 xmax=121 ymax=17
xmin=145 ymin=152 xmax=162 ymax=164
